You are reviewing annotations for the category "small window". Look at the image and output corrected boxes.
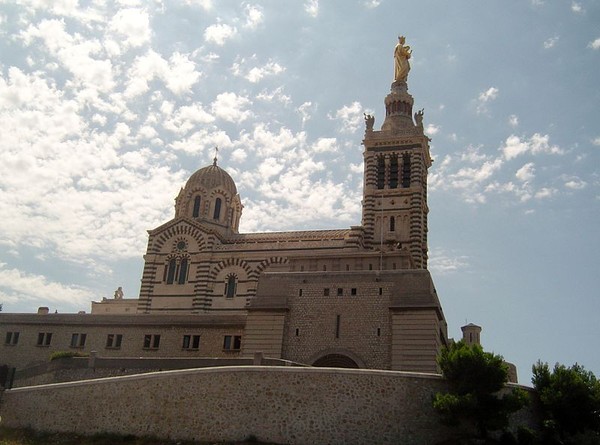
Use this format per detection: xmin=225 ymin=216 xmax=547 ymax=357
xmin=335 ymin=315 xmax=341 ymax=339
xmin=322 ymin=265 xmax=327 ymax=271
xmin=345 ymin=264 xmax=350 ymax=271
xmin=213 ymin=198 xmax=222 ymax=220
xmin=5 ymin=331 xmax=19 ymax=345
xmin=299 ymin=289 xmax=303 ymax=296
xmin=166 ymin=258 xmax=176 ymax=284
xmin=369 ymin=264 xmax=373 ymax=270
xmin=37 ymin=332 xmax=52 ymax=346
xmin=192 ymin=195 xmax=201 ymax=217
xmin=225 ymin=274 xmax=237 ymax=298
xmin=337 ymin=288 xmax=343 ymax=296
xmin=106 ymin=334 xmax=123 ymax=349
xmin=351 ymin=288 xmax=357 ymax=296
xmin=178 ymin=257 xmax=188 ymax=285
xmin=377 ymin=328 xmax=381 ymax=337
xmin=295 ymin=328 xmax=299 ymax=336
xmin=223 ymin=335 xmax=242 ymax=351
xmin=70 ymin=333 xmax=87 ymax=348
xmin=390 ymin=216 xmax=395 ymax=232
xmin=182 ymin=335 xmax=201 ymax=350
xmin=379 ymin=287 xmax=383 ymax=295
xmin=323 ymin=288 xmax=330 ymax=296
xmin=143 ymin=334 xmax=161 ymax=349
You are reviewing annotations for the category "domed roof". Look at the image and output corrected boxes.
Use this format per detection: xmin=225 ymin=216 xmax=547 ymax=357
xmin=184 ymin=159 xmax=237 ymax=195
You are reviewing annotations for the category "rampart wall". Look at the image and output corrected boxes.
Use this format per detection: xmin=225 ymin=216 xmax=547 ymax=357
xmin=0 ymin=367 xmax=536 ymax=445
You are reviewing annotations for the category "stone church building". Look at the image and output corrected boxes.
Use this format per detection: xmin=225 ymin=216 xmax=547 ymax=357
xmin=0 ymin=40 xmax=452 ymax=375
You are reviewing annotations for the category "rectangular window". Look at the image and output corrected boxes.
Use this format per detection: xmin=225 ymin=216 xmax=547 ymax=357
xmin=351 ymin=288 xmax=357 ymax=296
xmin=323 ymin=288 xmax=330 ymax=296
xmin=36 ymin=332 xmax=52 ymax=346
xmin=182 ymin=335 xmax=200 ymax=350
xmin=223 ymin=335 xmax=242 ymax=351
xmin=379 ymin=287 xmax=383 ymax=295
xmin=70 ymin=333 xmax=87 ymax=348
xmin=337 ymin=288 xmax=343 ymax=296
xmin=335 ymin=315 xmax=341 ymax=339
xmin=298 ymin=289 xmax=303 ymax=296
xmin=143 ymin=334 xmax=161 ymax=349
xmin=106 ymin=334 xmax=123 ymax=349
xmin=5 ymin=331 xmax=19 ymax=345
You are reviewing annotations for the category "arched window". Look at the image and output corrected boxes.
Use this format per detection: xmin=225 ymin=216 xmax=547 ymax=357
xmin=213 ymin=198 xmax=222 ymax=220
xmin=178 ymin=258 xmax=188 ymax=284
xmin=389 ymin=156 xmax=398 ymax=189
xmin=224 ymin=274 xmax=237 ymax=298
xmin=192 ymin=196 xmax=201 ymax=217
xmin=166 ymin=258 xmax=176 ymax=284
xmin=376 ymin=157 xmax=385 ymax=190
xmin=402 ymin=154 xmax=411 ymax=188
xmin=390 ymin=216 xmax=395 ymax=232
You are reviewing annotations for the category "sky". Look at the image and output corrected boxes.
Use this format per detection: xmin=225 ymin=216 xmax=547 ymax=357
xmin=0 ymin=0 xmax=599 ymax=385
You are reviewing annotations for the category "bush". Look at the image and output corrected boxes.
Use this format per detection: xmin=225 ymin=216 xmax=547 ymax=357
xmin=532 ymin=361 xmax=600 ymax=443
xmin=433 ymin=341 xmax=528 ymax=439
xmin=49 ymin=351 xmax=89 ymax=361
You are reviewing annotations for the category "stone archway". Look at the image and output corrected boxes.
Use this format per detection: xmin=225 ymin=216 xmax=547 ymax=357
xmin=312 ymin=354 xmax=359 ymax=368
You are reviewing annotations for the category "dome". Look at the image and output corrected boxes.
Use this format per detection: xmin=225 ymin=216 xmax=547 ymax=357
xmin=184 ymin=159 xmax=237 ymax=195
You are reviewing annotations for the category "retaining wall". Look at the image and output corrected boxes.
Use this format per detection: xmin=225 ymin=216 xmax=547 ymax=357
xmin=0 ymin=366 xmax=535 ymax=445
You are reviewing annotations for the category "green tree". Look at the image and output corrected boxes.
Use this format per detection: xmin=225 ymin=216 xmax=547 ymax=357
xmin=532 ymin=361 xmax=600 ymax=443
xmin=433 ymin=341 xmax=528 ymax=440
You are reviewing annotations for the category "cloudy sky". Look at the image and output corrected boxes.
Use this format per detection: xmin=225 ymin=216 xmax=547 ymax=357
xmin=0 ymin=0 xmax=599 ymax=384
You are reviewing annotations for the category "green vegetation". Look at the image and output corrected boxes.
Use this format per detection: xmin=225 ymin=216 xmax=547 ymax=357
xmin=49 ymin=351 xmax=89 ymax=361
xmin=0 ymin=427 xmax=273 ymax=445
xmin=433 ymin=341 xmax=528 ymax=442
xmin=532 ymin=361 xmax=600 ymax=444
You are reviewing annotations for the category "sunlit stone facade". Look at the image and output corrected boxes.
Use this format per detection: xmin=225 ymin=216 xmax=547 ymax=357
xmin=1 ymin=45 xmax=449 ymax=374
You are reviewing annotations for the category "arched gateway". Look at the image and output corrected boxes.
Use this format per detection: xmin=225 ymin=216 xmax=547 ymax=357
xmin=313 ymin=354 xmax=360 ymax=369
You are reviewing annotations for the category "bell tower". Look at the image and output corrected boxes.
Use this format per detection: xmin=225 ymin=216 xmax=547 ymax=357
xmin=361 ymin=36 xmax=432 ymax=269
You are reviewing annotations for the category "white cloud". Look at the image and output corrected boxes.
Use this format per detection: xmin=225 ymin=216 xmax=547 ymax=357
xmin=211 ymin=92 xmax=252 ymax=123
xmin=543 ymin=36 xmax=559 ymax=49
xmin=515 ymin=162 xmax=535 ymax=182
xmin=204 ymin=23 xmax=237 ymax=46
xmin=500 ymin=133 xmax=563 ymax=160
xmin=125 ymin=50 xmax=201 ymax=97
xmin=425 ymin=124 xmax=440 ymax=136
xmin=535 ymin=187 xmax=557 ymax=199
xmin=476 ymin=87 xmax=499 ymax=114
xmin=592 ymin=137 xmax=600 ymax=146
xmin=571 ymin=2 xmax=583 ymax=13
xmin=182 ymin=0 xmax=212 ymax=9
xmin=244 ymin=60 xmax=285 ymax=83
xmin=298 ymin=101 xmax=314 ymax=127
xmin=508 ymin=114 xmax=519 ymax=127
xmin=108 ymin=8 xmax=151 ymax=49
xmin=305 ymin=0 xmax=319 ymax=17
xmin=0 ymin=263 xmax=94 ymax=308
xmin=588 ymin=38 xmax=600 ymax=50
xmin=163 ymin=104 xmax=215 ymax=135
xmin=329 ymin=101 xmax=363 ymax=133
xmin=244 ymin=4 xmax=264 ymax=29
xmin=311 ymin=137 xmax=338 ymax=153
xmin=563 ymin=177 xmax=586 ymax=190
xmin=363 ymin=0 xmax=381 ymax=8
xmin=428 ymin=249 xmax=469 ymax=274
xmin=256 ymin=87 xmax=291 ymax=105
xmin=20 ymin=19 xmax=115 ymax=93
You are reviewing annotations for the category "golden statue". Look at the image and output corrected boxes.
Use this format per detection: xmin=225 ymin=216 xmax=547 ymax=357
xmin=394 ymin=36 xmax=412 ymax=82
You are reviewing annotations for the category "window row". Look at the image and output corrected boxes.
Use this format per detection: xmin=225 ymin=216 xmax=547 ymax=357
xmin=299 ymin=287 xmax=383 ymax=297
xmin=4 ymin=332 xmax=241 ymax=352
xmin=376 ymin=154 xmax=411 ymax=189
xmin=191 ymin=196 xmax=223 ymax=220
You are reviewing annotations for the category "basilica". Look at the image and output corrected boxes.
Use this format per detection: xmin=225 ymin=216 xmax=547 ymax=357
xmin=0 ymin=38 xmax=452 ymax=375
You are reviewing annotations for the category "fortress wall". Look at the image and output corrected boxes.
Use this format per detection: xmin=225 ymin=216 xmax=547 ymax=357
xmin=0 ymin=367 xmax=535 ymax=445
